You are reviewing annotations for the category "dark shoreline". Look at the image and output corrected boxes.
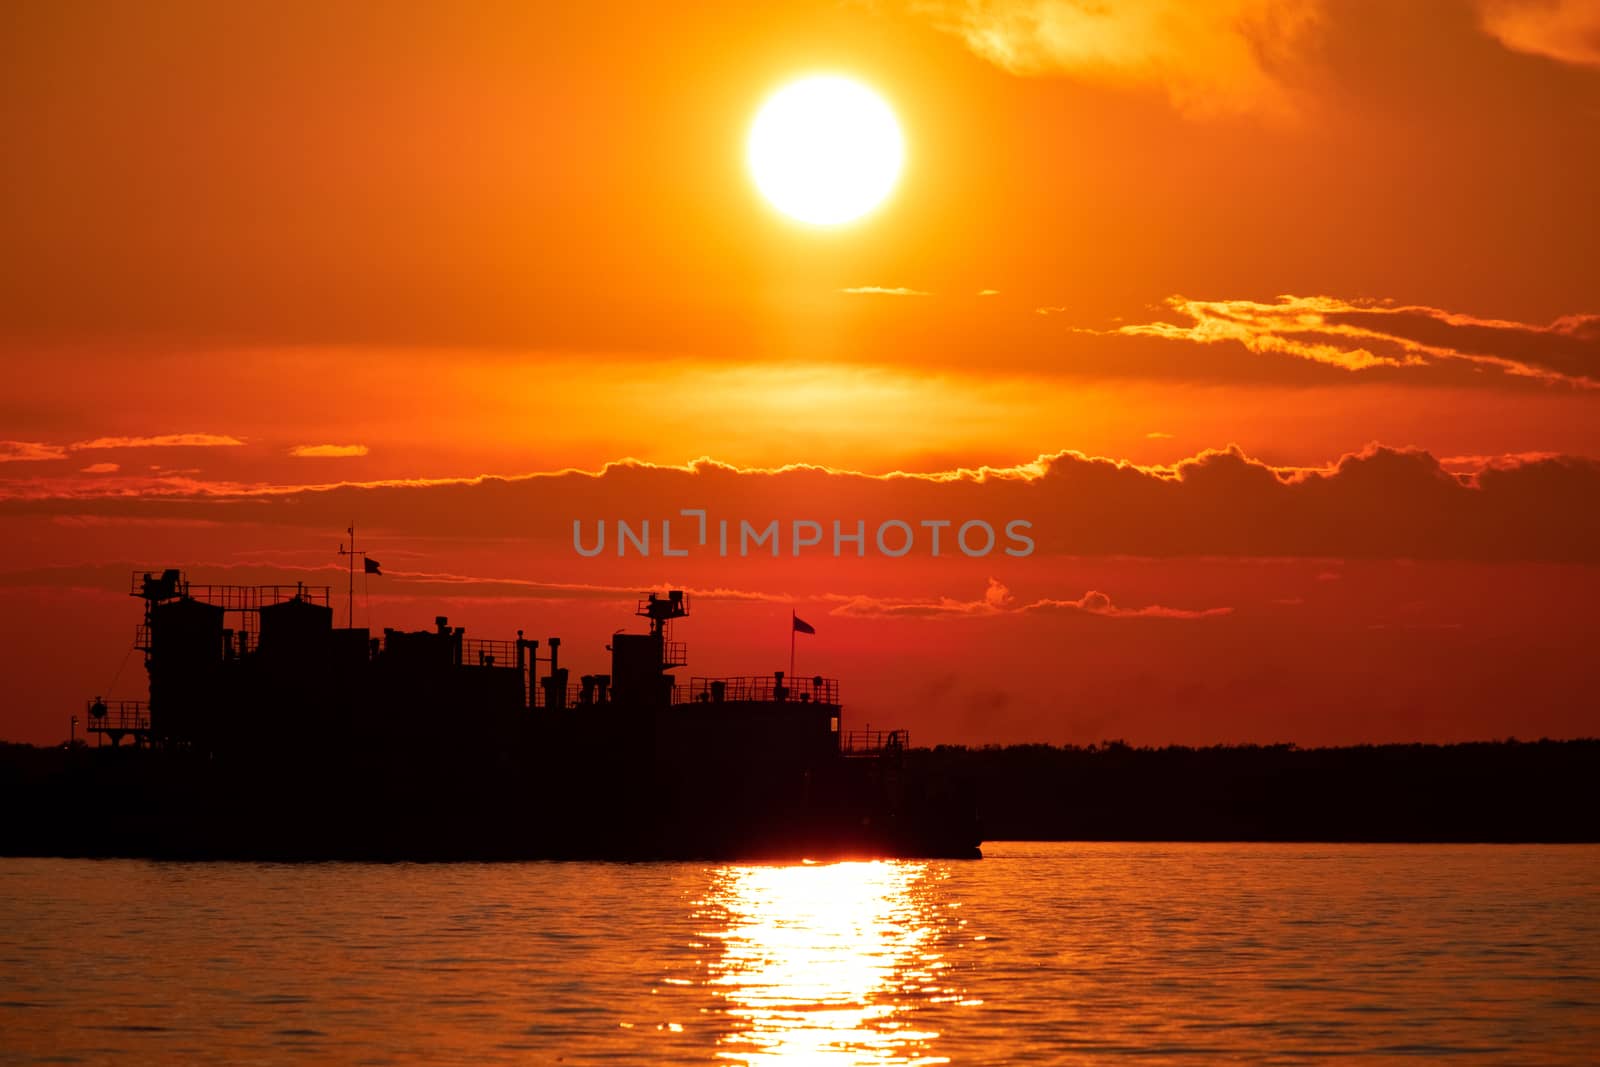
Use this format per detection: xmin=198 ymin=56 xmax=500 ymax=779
xmin=4 ymin=738 xmax=1595 ymax=856
xmin=915 ymin=738 xmax=1600 ymax=844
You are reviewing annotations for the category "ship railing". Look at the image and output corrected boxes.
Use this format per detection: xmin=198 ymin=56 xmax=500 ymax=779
xmin=85 ymin=699 xmax=151 ymax=733
xmin=462 ymin=638 xmax=520 ymax=669
xmin=128 ymin=571 xmax=330 ymax=610
xmin=189 ymin=584 xmax=332 ymax=610
xmin=842 ymin=729 xmax=907 ymax=756
xmin=678 ymin=676 xmax=840 ymax=706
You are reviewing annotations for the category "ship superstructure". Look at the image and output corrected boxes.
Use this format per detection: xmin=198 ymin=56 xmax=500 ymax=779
xmin=74 ymin=570 xmax=975 ymax=860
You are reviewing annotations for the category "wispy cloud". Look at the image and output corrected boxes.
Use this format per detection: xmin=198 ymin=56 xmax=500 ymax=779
xmin=1024 ymin=589 xmax=1233 ymax=619
xmin=913 ymin=0 xmax=1322 ymax=119
xmin=1438 ymin=451 xmax=1564 ymax=473
xmin=978 ymin=289 xmax=1001 ymax=296
xmin=80 ymin=463 xmax=120 ymax=474
xmin=1092 ymin=295 xmax=1600 ymax=386
xmin=70 ymin=433 xmax=245 ymax=450
xmin=1478 ymin=0 xmax=1600 ymax=68
xmin=839 ymin=286 xmax=932 ymax=296
xmin=826 ymin=579 xmax=1230 ymax=620
xmin=0 ymin=441 xmax=68 ymax=463
xmin=290 ymin=444 xmax=370 ymax=458
xmin=1146 ymin=431 xmax=1175 ymax=440
xmin=1035 ymin=305 xmax=1069 ymax=316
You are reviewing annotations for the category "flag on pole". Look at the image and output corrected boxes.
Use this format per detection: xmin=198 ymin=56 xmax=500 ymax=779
xmin=793 ymin=615 xmax=815 ymax=635
xmin=364 ymin=557 xmax=382 ymax=575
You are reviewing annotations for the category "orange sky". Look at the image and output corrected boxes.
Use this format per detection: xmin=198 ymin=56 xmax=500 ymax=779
xmin=2 ymin=0 xmax=1597 ymax=745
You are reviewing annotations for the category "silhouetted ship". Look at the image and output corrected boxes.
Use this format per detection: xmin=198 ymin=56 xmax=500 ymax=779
xmin=55 ymin=570 xmax=980 ymax=861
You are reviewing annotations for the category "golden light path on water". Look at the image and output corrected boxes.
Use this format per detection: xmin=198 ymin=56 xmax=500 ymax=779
xmin=3 ymin=849 xmax=1598 ymax=1061
xmin=691 ymin=861 xmax=979 ymax=1065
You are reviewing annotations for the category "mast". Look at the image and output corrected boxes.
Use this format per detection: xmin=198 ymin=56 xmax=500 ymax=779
xmin=338 ymin=521 xmax=359 ymax=629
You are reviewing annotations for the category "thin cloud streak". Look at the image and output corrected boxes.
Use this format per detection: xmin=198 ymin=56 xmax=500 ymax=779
xmin=1091 ymin=295 xmax=1600 ymax=386
xmin=384 ymin=570 xmax=788 ymax=604
xmin=70 ymin=433 xmax=246 ymax=450
xmin=825 ymin=579 xmax=1231 ymax=619
xmin=0 ymin=441 xmax=68 ymax=463
xmin=290 ymin=444 xmax=370 ymax=458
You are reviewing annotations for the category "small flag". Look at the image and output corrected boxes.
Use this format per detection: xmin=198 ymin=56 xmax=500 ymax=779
xmin=364 ymin=557 xmax=382 ymax=575
xmin=793 ymin=614 xmax=815 ymax=635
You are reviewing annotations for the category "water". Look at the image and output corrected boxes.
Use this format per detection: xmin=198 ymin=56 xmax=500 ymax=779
xmin=1 ymin=843 xmax=1595 ymax=1064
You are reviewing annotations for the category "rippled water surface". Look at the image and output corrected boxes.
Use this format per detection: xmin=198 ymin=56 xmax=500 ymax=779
xmin=1 ymin=844 xmax=1596 ymax=1063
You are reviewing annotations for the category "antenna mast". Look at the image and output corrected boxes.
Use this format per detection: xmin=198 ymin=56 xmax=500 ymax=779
xmin=337 ymin=521 xmax=364 ymax=629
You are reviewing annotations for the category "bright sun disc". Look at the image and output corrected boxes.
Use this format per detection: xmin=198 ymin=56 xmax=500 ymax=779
xmin=748 ymin=76 xmax=904 ymax=226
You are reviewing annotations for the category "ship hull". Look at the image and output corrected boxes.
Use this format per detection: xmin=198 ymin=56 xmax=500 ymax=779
xmin=5 ymin=741 xmax=982 ymax=862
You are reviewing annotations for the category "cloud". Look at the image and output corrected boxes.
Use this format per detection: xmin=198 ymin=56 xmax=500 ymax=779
xmin=1095 ymin=295 xmax=1600 ymax=386
xmin=1478 ymin=0 xmax=1600 ymax=68
xmin=826 ymin=576 xmax=1016 ymax=617
xmin=2 ymin=443 xmax=1597 ymax=563
xmin=0 ymin=441 xmax=68 ymax=463
xmin=1035 ymin=305 xmax=1069 ymax=316
xmin=290 ymin=444 xmax=370 ymax=458
xmin=70 ymin=433 xmax=245 ymax=450
xmin=366 ymin=571 xmax=787 ymax=604
xmin=1438 ymin=451 xmax=1565 ymax=473
xmin=839 ymin=286 xmax=932 ymax=296
xmin=914 ymin=0 xmax=1322 ymax=118
xmin=826 ymin=579 xmax=1230 ymax=619
xmin=1146 ymin=431 xmax=1175 ymax=440
xmin=80 ymin=463 xmax=120 ymax=474
xmin=1024 ymin=589 xmax=1233 ymax=619
xmin=978 ymin=289 xmax=1001 ymax=296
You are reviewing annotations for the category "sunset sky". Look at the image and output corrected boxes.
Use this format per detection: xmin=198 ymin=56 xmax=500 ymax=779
xmin=2 ymin=0 xmax=1597 ymax=746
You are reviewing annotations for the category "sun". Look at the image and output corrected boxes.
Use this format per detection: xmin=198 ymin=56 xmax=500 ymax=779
xmin=747 ymin=76 xmax=904 ymax=227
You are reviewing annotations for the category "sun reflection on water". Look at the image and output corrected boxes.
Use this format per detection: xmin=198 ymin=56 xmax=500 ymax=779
xmin=696 ymin=862 xmax=965 ymax=1066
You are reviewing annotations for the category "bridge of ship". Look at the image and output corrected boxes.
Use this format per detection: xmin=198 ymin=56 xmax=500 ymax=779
xmin=82 ymin=699 xmax=152 ymax=747
xmin=678 ymin=675 xmax=838 ymax=706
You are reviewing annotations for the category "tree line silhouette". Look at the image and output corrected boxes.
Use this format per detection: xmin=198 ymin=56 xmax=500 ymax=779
xmin=2 ymin=737 xmax=1595 ymax=849
xmin=912 ymin=738 xmax=1597 ymax=842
